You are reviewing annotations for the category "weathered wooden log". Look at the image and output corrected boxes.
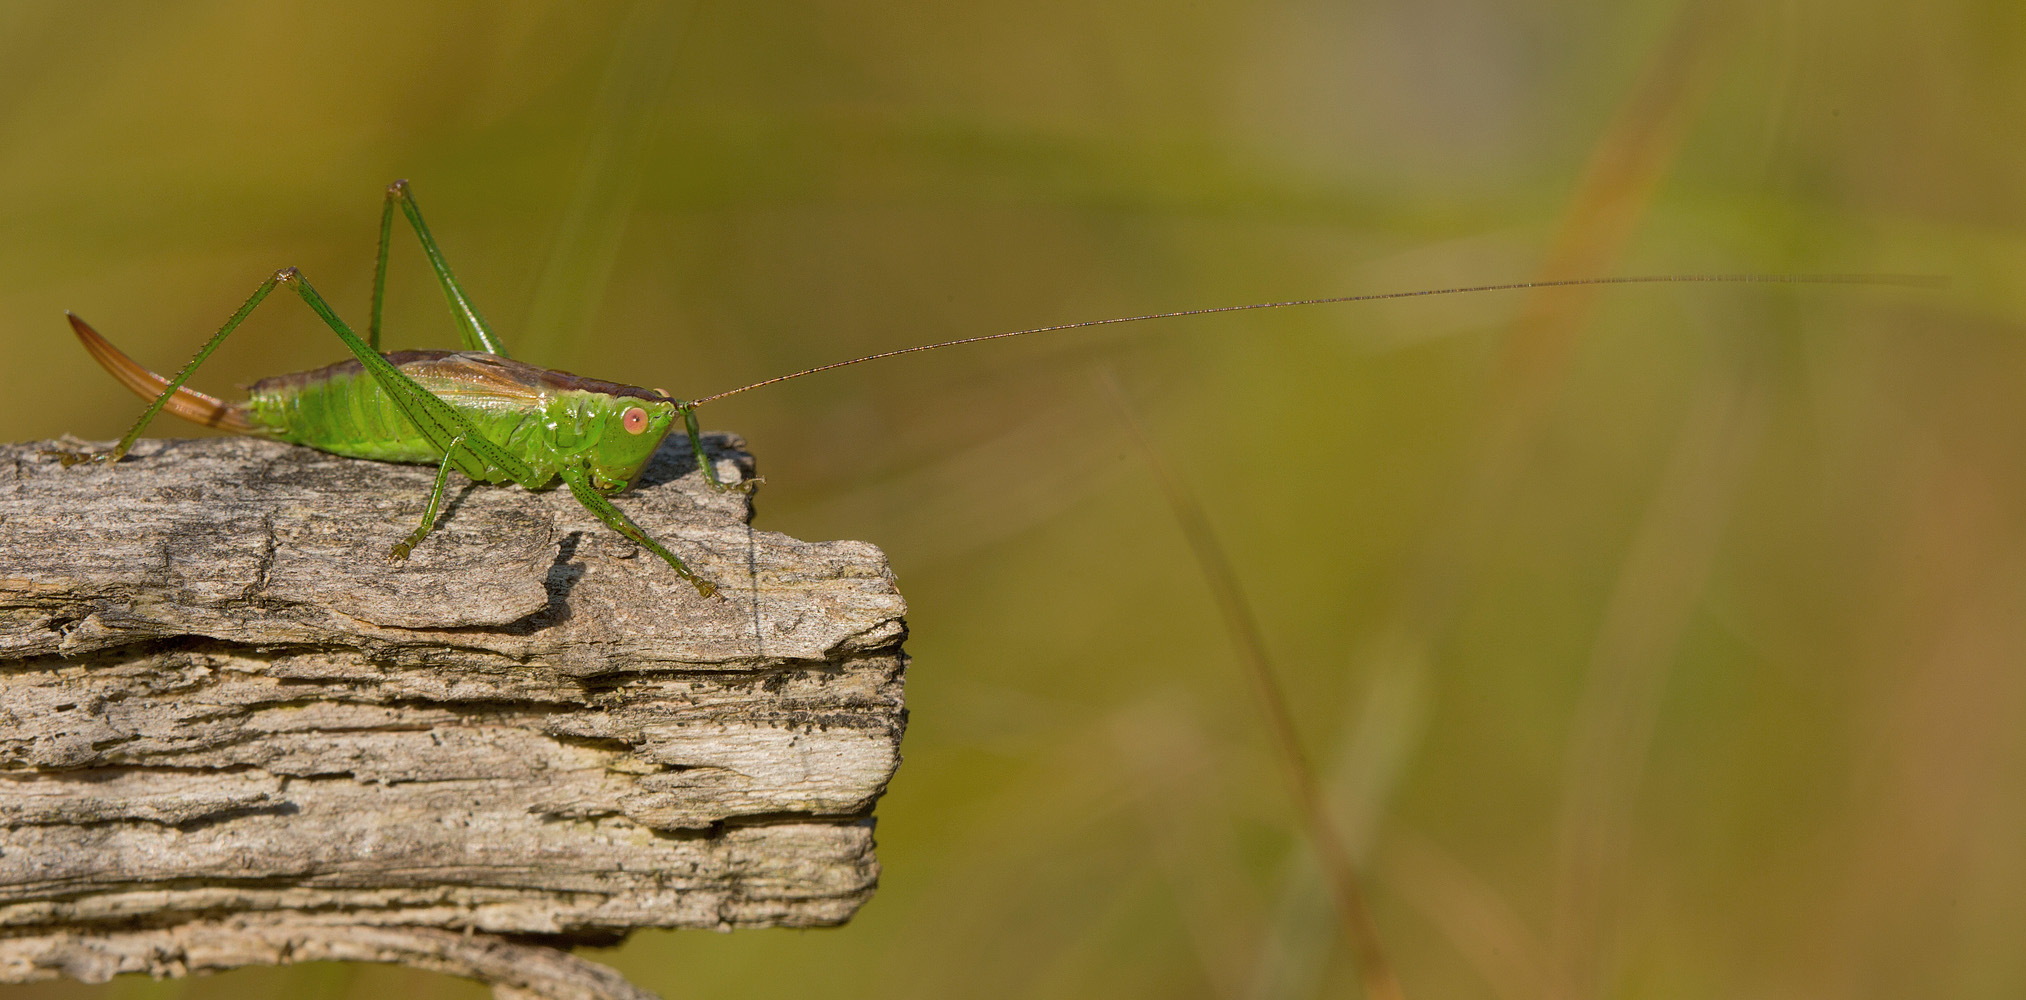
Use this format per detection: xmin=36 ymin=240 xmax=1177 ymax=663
xmin=0 ymin=435 xmax=908 ymax=999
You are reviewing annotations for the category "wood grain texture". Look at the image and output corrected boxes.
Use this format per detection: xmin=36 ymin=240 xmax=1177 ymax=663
xmin=0 ymin=435 xmax=909 ymax=998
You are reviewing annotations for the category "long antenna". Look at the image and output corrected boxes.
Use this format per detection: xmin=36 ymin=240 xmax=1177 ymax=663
xmin=686 ymin=272 xmax=1943 ymax=406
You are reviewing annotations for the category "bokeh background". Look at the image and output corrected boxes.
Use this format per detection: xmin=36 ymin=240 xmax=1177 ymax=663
xmin=1 ymin=0 xmax=2020 ymax=997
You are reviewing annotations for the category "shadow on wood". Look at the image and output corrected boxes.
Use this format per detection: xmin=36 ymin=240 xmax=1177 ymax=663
xmin=0 ymin=436 xmax=909 ymax=1000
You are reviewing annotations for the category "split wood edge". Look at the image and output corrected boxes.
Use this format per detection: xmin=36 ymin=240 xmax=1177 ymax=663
xmin=0 ymin=436 xmax=911 ymax=999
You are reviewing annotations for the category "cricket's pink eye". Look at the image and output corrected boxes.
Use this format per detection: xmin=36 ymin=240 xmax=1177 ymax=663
xmin=621 ymin=406 xmax=649 ymax=434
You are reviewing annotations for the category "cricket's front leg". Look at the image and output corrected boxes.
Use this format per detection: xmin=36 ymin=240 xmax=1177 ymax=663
xmin=560 ymin=463 xmax=718 ymax=598
xmin=680 ymin=404 xmax=758 ymax=495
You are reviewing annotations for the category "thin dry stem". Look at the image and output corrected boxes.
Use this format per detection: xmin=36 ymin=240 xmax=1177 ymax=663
xmin=1100 ymin=372 xmax=1405 ymax=1000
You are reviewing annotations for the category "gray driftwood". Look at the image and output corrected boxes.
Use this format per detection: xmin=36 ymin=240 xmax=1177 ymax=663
xmin=0 ymin=435 xmax=908 ymax=999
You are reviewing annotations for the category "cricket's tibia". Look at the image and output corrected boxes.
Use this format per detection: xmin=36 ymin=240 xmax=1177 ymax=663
xmin=67 ymin=314 xmax=254 ymax=434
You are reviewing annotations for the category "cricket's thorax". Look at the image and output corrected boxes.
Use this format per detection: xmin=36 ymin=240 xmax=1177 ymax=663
xmin=241 ymin=351 xmax=671 ymax=487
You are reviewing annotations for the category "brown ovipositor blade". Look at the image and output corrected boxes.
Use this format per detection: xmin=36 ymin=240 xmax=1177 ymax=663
xmin=68 ymin=314 xmax=253 ymax=433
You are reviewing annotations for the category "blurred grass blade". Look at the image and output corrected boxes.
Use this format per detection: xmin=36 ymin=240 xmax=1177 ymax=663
xmin=1248 ymin=5 xmax=1745 ymax=992
xmin=520 ymin=0 xmax=689 ymax=364
xmin=1550 ymin=357 xmax=1766 ymax=998
xmin=1099 ymin=369 xmax=1405 ymax=1000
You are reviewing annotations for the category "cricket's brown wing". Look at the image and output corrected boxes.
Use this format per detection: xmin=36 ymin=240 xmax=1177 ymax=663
xmin=250 ymin=351 xmax=670 ymax=406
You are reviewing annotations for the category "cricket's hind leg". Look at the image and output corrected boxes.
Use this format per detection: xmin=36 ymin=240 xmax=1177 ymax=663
xmin=370 ymin=179 xmax=509 ymax=357
xmin=51 ymin=314 xmax=256 ymax=465
xmin=58 ymin=266 xmax=535 ymax=521
xmin=49 ymin=270 xmax=299 ymax=467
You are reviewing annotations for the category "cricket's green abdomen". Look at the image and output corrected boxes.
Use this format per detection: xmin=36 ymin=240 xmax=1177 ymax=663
xmin=248 ymin=363 xmax=437 ymax=464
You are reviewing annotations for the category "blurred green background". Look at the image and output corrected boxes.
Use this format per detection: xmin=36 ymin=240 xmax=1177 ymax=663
xmin=1 ymin=0 xmax=2020 ymax=997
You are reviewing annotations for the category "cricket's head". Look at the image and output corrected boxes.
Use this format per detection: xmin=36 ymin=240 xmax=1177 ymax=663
xmin=574 ymin=393 xmax=680 ymax=491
